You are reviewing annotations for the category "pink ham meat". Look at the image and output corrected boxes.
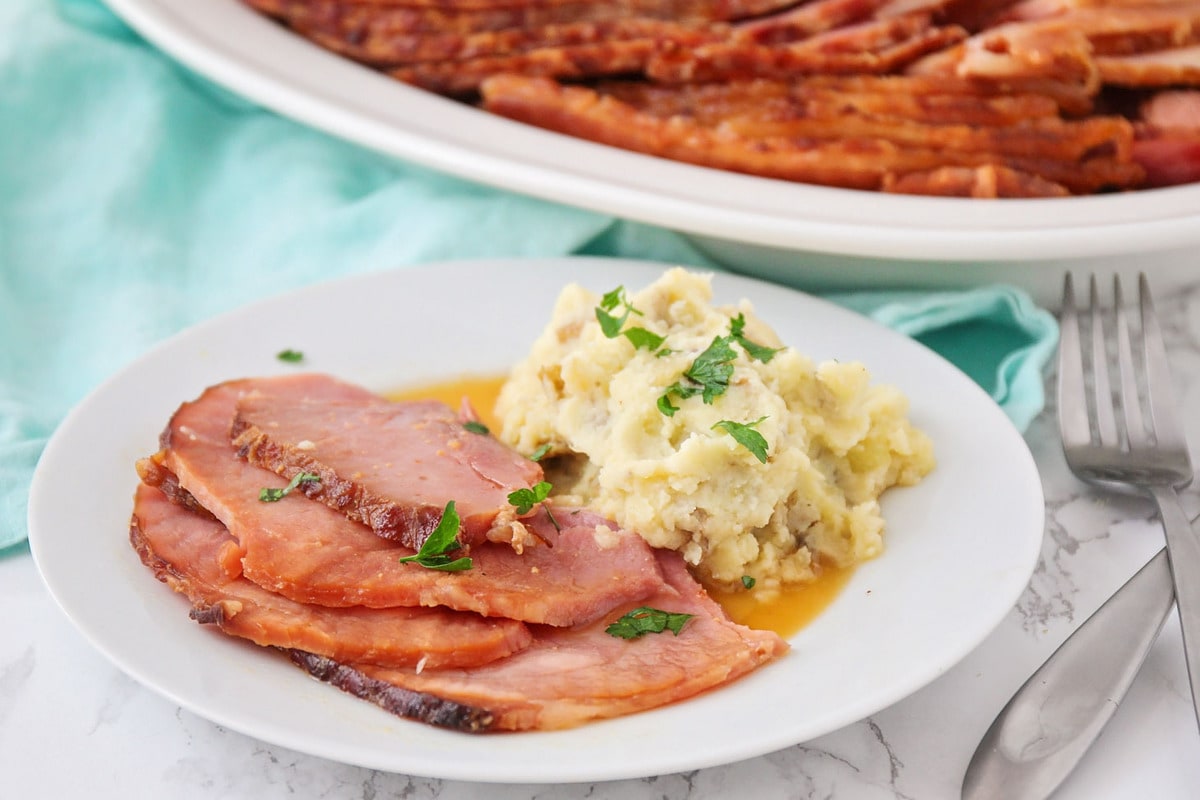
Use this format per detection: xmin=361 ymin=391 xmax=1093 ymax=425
xmin=287 ymin=551 xmax=790 ymax=732
xmin=229 ymin=373 xmax=543 ymax=550
xmin=130 ymin=483 xmax=532 ymax=669
xmin=145 ymin=380 xmax=664 ymax=626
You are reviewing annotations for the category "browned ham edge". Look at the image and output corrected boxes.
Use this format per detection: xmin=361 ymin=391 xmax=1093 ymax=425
xmin=130 ymin=483 xmax=533 ymax=669
xmin=288 ymin=650 xmax=498 ymax=731
xmin=230 ymin=373 xmax=542 ymax=550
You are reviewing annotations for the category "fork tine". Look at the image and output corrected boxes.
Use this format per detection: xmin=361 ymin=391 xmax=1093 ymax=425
xmin=1139 ymin=273 xmax=1188 ymax=456
xmin=1058 ymin=273 xmax=1092 ymax=447
xmin=1114 ymin=275 xmax=1148 ymax=449
xmin=1090 ymin=275 xmax=1120 ymax=448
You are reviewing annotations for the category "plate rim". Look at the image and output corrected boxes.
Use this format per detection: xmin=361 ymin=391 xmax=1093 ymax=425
xmin=101 ymin=0 xmax=1200 ymax=263
xmin=27 ymin=256 xmax=1045 ymax=782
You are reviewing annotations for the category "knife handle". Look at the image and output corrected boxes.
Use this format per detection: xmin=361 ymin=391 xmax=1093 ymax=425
xmin=961 ymin=548 xmax=1174 ymax=800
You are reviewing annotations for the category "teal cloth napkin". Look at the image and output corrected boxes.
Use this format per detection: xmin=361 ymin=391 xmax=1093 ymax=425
xmin=0 ymin=0 xmax=1058 ymax=555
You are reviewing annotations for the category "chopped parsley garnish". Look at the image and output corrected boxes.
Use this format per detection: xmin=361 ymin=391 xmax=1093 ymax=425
xmin=508 ymin=480 xmax=560 ymax=531
xmin=258 ymin=472 xmax=320 ymax=502
xmin=713 ymin=416 xmax=769 ymax=463
xmin=398 ymin=501 xmax=472 ymax=571
xmin=596 ymin=286 xmax=667 ymax=353
xmin=462 ymin=420 xmax=490 ymax=435
xmin=508 ymin=481 xmax=553 ymax=514
xmin=741 ymin=575 xmax=757 ymax=589
xmin=529 ymin=443 xmax=552 ymax=462
xmin=276 ymin=349 xmax=304 ymax=363
xmin=605 ymin=607 xmax=694 ymax=640
xmin=657 ymin=334 xmax=738 ymax=416
xmin=729 ymin=313 xmax=783 ymax=363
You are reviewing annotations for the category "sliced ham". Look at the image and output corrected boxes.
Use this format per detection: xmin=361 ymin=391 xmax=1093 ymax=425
xmin=146 ymin=380 xmax=664 ymax=626
xmin=230 ymin=373 xmax=543 ymax=551
xmin=288 ymin=550 xmax=789 ymax=732
xmin=130 ymin=483 xmax=532 ymax=669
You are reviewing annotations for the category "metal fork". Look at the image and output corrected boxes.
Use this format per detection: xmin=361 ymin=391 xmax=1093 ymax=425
xmin=963 ymin=273 xmax=1200 ymax=799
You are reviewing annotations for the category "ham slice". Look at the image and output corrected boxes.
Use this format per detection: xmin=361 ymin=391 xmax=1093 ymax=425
xmin=130 ymin=483 xmax=532 ymax=669
xmin=287 ymin=551 xmax=789 ymax=731
xmin=229 ymin=373 xmax=543 ymax=550
xmin=146 ymin=380 xmax=664 ymax=626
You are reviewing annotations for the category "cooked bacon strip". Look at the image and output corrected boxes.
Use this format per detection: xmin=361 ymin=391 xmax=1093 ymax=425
xmin=391 ymin=39 xmax=672 ymax=92
xmin=732 ymin=0 xmax=894 ymax=44
xmin=601 ymin=77 xmax=1062 ymax=126
xmin=229 ymin=373 xmax=542 ymax=549
xmin=1132 ymin=131 xmax=1200 ymax=185
xmin=716 ymin=110 xmax=1133 ymax=163
xmin=912 ymin=6 xmax=1200 ymax=93
xmin=131 ymin=483 xmax=532 ymax=669
xmin=146 ymin=380 xmax=664 ymax=625
xmin=288 ymin=550 xmax=789 ymax=732
xmin=258 ymin=0 xmax=801 ymax=12
xmin=1141 ymin=87 xmax=1200 ymax=128
xmin=481 ymin=75 xmax=1141 ymax=193
xmin=882 ymin=163 xmax=1071 ymax=196
xmin=647 ymin=16 xmax=968 ymax=82
xmin=1097 ymin=44 xmax=1200 ymax=85
xmin=246 ymin=0 xmax=799 ymax=37
xmin=302 ymin=18 xmax=726 ymax=67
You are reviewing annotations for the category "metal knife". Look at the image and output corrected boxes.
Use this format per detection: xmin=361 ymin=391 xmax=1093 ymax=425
xmin=961 ymin=548 xmax=1175 ymax=800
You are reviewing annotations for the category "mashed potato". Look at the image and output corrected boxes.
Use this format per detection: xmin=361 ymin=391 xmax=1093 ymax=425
xmin=496 ymin=268 xmax=934 ymax=595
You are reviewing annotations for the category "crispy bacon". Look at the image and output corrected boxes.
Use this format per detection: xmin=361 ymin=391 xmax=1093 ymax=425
xmin=481 ymin=74 xmax=1142 ymax=193
xmin=242 ymin=0 xmax=1200 ymax=194
xmin=647 ymin=14 xmax=968 ymax=82
xmin=305 ymin=18 xmax=727 ymax=67
xmin=392 ymin=38 xmax=699 ymax=93
xmin=882 ymin=163 xmax=1072 ymax=196
xmin=1097 ymin=44 xmax=1200 ymax=85
xmin=732 ymin=0 xmax=896 ymax=44
xmin=248 ymin=0 xmax=801 ymax=38
xmin=600 ymin=76 xmax=1063 ymax=126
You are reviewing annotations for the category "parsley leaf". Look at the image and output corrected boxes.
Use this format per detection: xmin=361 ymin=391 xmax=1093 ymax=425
xmin=729 ymin=313 xmax=783 ymax=363
xmin=595 ymin=286 xmax=667 ymax=352
xmin=687 ymin=335 xmax=737 ymax=402
xmin=712 ymin=416 xmax=769 ymax=463
xmin=258 ymin=472 xmax=320 ymax=502
xmin=508 ymin=481 xmax=560 ymax=531
xmin=741 ymin=575 xmax=757 ymax=589
xmin=463 ymin=420 xmax=490 ymax=435
xmin=398 ymin=501 xmax=472 ymax=571
xmin=276 ymin=349 xmax=304 ymax=363
xmin=623 ymin=327 xmax=667 ymax=351
xmin=508 ymin=481 xmax=553 ymax=514
xmin=529 ymin=443 xmax=552 ymax=462
xmin=605 ymin=607 xmax=694 ymax=640
xmin=595 ymin=286 xmax=638 ymax=338
xmin=657 ymin=334 xmax=737 ymax=414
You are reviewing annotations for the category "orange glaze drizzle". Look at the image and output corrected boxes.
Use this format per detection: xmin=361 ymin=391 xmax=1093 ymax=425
xmin=389 ymin=374 xmax=852 ymax=638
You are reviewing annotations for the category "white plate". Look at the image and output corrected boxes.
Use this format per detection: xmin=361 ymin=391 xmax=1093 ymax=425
xmin=28 ymin=257 xmax=1043 ymax=783
xmin=103 ymin=0 xmax=1200 ymax=272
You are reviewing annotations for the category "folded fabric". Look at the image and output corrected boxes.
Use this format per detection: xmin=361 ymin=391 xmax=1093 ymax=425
xmin=0 ymin=0 xmax=1057 ymax=554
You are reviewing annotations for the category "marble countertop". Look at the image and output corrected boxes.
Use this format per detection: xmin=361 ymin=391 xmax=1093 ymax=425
xmin=4 ymin=280 xmax=1200 ymax=800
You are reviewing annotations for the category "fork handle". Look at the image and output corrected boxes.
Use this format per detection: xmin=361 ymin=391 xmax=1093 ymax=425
xmin=961 ymin=548 xmax=1174 ymax=800
xmin=1150 ymin=485 xmax=1200 ymax=732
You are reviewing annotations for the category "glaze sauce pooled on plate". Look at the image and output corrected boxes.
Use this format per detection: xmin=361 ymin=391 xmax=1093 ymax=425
xmin=391 ymin=375 xmax=851 ymax=638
